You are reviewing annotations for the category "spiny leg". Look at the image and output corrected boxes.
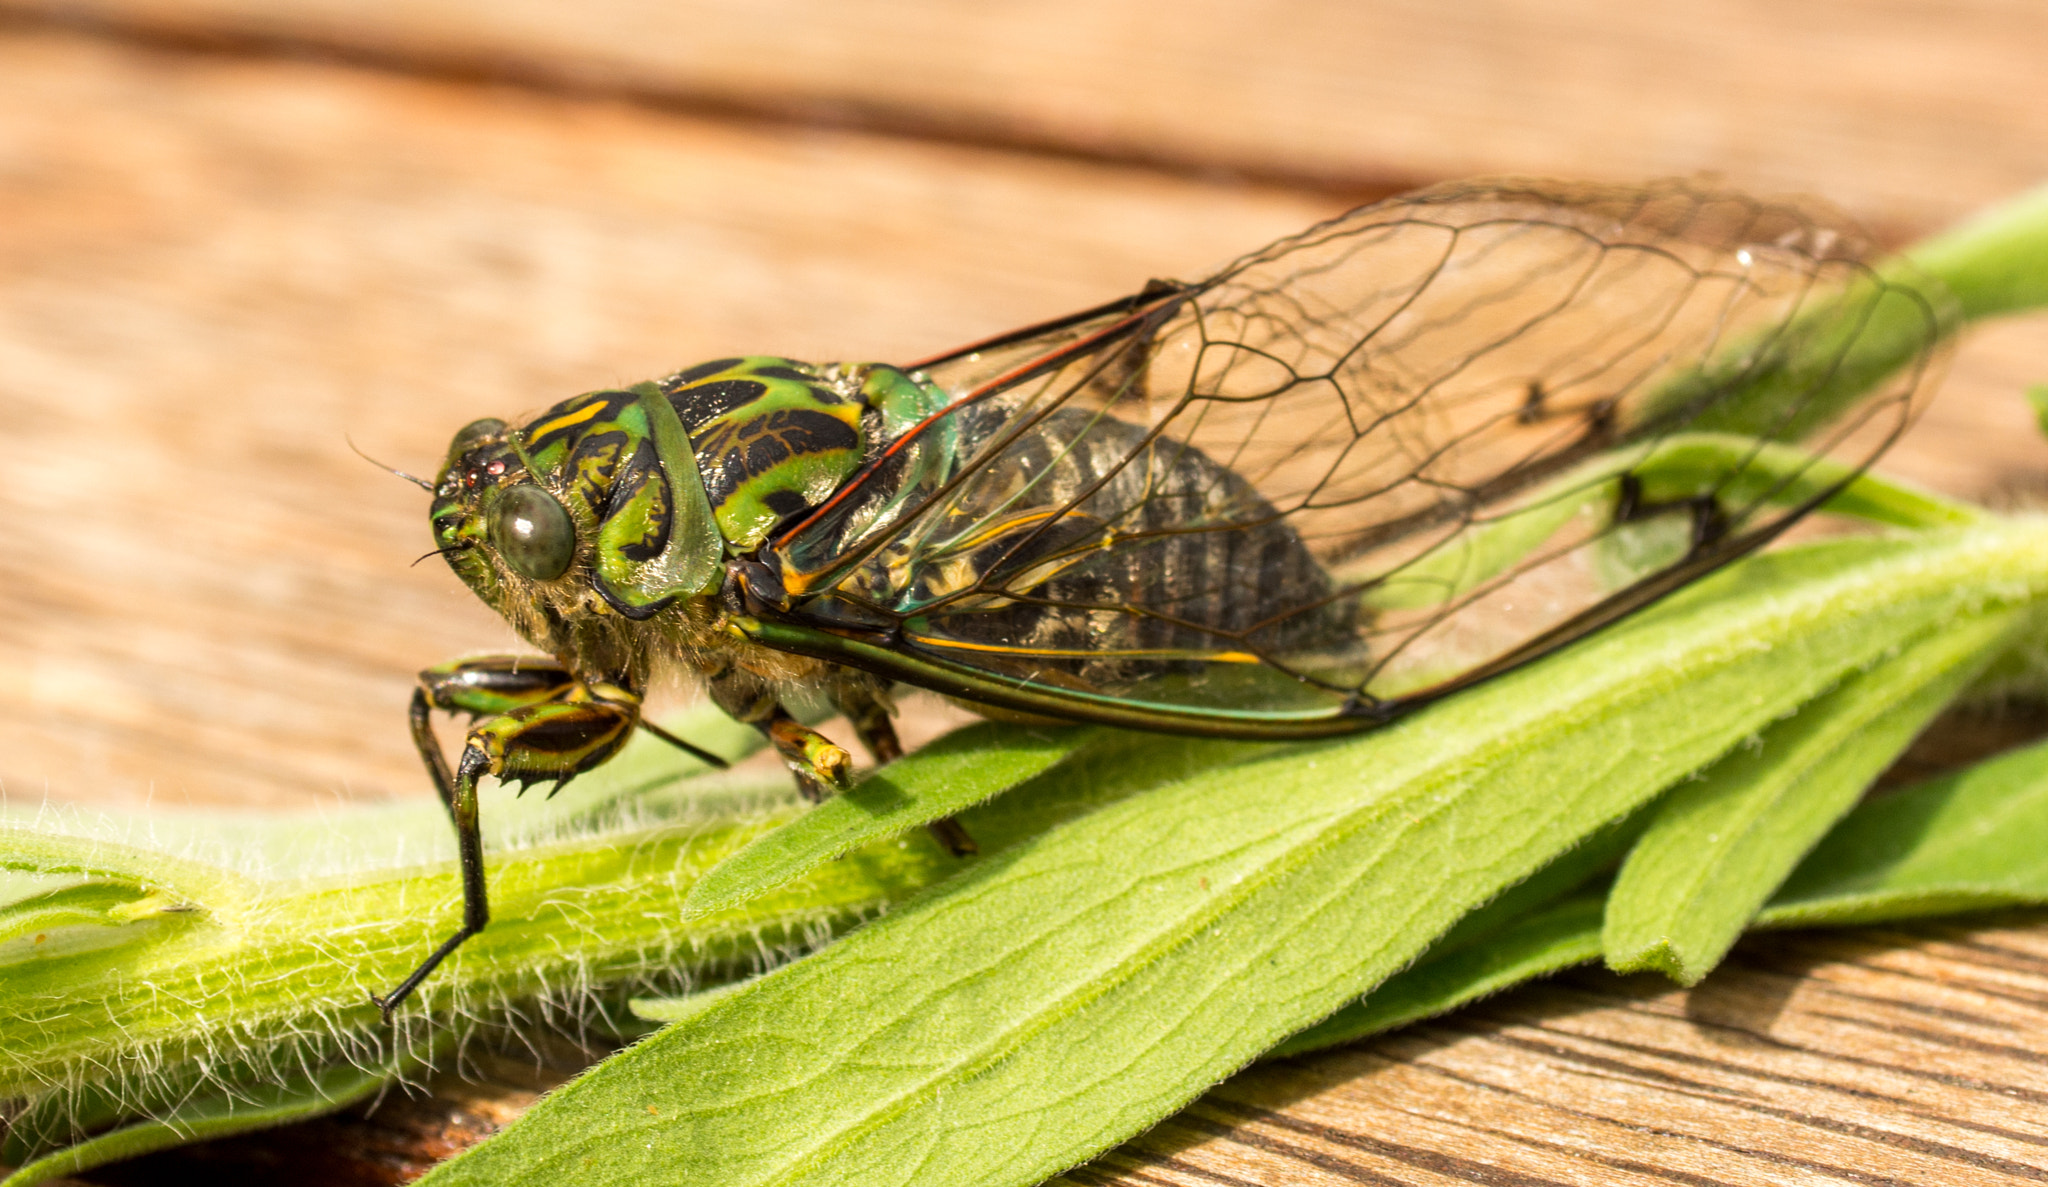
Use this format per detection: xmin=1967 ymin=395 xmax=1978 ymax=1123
xmin=376 ymin=657 xmax=640 ymax=1016
xmin=406 ymin=654 xmax=583 ymax=835
xmin=412 ymin=656 xmax=730 ymax=770
xmin=379 ymin=711 xmax=492 ymax=1017
xmin=834 ymin=678 xmax=977 ymax=856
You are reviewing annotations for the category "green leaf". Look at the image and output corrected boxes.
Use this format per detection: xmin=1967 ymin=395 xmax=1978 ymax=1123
xmin=0 ymin=1049 xmax=415 ymax=1187
xmin=0 ymin=827 xmax=254 ymax=912
xmin=1 ymin=710 xmax=1245 ymax=1168
xmin=1270 ymin=892 xmax=1608 ymax=1058
xmin=1281 ymin=693 xmax=2048 ymax=1059
xmin=1603 ymin=606 xmax=2021 ymax=983
xmin=1620 ymin=435 xmax=1984 ymax=530
xmin=0 ymin=773 xmax=947 ymax=1150
xmin=1363 ymin=432 xmax=1980 ymax=612
xmin=675 ymin=785 xmax=1644 ymax=1061
xmin=635 ymin=730 xmax=1287 ymax=1025
xmin=1265 ymin=803 xmax=1658 ymax=1060
xmin=1763 ymin=731 xmax=2048 ymax=925
xmin=1422 ymin=804 xmax=1648 ymax=957
xmin=1903 ymin=181 xmax=2048 ymax=323
xmin=421 ymin=523 xmax=2048 ymax=1187
xmin=682 ymin=722 xmax=1091 ymax=918
xmin=0 ymin=882 xmax=155 ymax=947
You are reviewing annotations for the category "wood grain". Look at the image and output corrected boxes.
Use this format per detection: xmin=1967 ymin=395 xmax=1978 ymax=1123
xmin=1077 ymin=919 xmax=2048 ymax=1185
xmin=1 ymin=3 xmax=2046 ymax=1183
xmin=5 ymin=0 xmax=2047 ymax=231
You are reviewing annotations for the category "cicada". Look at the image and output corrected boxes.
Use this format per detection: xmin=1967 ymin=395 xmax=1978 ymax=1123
xmin=375 ymin=179 xmax=1947 ymax=1011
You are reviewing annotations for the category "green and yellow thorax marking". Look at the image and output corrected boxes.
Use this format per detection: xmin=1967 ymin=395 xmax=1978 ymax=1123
xmin=659 ymin=356 xmax=946 ymax=552
xmin=431 ymin=356 xmax=951 ymax=624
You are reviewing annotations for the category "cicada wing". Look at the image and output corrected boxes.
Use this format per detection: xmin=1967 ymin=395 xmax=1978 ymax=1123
xmin=773 ymin=179 xmax=1953 ymax=728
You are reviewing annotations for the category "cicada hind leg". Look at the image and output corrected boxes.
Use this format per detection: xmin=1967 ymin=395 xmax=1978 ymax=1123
xmin=704 ymin=660 xmax=977 ymax=856
xmin=375 ymin=655 xmax=729 ymax=1016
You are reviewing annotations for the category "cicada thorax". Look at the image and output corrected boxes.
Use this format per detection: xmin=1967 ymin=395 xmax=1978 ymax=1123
xmin=655 ymin=356 xmax=947 ymax=553
xmin=431 ymin=357 xmax=953 ymax=659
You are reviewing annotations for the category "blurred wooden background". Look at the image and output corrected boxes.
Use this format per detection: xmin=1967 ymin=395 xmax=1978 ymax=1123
xmin=1 ymin=1 xmax=2046 ymax=1182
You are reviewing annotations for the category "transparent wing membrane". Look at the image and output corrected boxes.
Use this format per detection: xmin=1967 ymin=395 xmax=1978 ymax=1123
xmin=770 ymin=180 xmax=1952 ymax=728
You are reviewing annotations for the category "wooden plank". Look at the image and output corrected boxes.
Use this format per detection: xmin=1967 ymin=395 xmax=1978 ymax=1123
xmin=3 ymin=0 xmax=2045 ymax=230
xmin=1120 ymin=920 xmax=2048 ymax=1186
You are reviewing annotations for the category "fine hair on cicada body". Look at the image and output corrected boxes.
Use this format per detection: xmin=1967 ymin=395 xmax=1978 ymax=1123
xmin=374 ymin=178 xmax=1953 ymax=1014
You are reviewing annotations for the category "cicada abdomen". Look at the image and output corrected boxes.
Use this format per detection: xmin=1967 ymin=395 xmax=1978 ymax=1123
xmin=807 ymin=406 xmax=1358 ymax=703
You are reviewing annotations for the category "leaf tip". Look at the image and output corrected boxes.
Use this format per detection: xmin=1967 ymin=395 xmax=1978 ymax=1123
xmin=675 ymin=880 xmax=734 ymax=921
xmin=1604 ymin=939 xmax=1708 ymax=986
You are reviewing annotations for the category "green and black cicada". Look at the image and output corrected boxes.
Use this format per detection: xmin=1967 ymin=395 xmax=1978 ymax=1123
xmin=376 ymin=179 xmax=1947 ymax=1011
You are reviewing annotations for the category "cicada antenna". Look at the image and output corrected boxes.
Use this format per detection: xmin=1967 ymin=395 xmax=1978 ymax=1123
xmin=346 ymin=433 xmax=434 ymax=492
xmin=412 ymin=543 xmax=475 ymax=568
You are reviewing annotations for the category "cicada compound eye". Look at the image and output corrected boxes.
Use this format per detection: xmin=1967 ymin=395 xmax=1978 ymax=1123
xmin=489 ymin=483 xmax=576 ymax=581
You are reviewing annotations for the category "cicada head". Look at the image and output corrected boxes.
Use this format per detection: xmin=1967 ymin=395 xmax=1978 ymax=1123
xmin=429 ymin=415 xmax=578 ymax=635
xmin=428 ymin=386 xmax=731 ymax=667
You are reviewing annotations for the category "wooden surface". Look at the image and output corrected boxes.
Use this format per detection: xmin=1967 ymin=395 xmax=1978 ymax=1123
xmin=1 ymin=2 xmax=2046 ymax=1182
xmin=7 ymin=0 xmax=2048 ymax=231
xmin=1089 ymin=920 xmax=2048 ymax=1186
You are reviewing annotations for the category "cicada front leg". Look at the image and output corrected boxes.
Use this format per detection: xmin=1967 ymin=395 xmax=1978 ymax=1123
xmin=376 ymin=656 xmax=645 ymax=1015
